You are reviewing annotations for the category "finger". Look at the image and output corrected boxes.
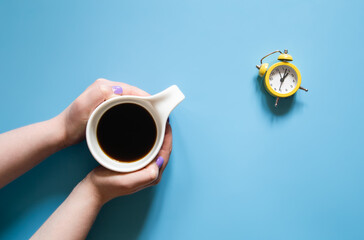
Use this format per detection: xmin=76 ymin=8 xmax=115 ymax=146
xmin=114 ymin=161 xmax=159 ymax=190
xmin=115 ymin=84 xmax=150 ymax=97
xmin=75 ymin=78 xmax=151 ymax=117
xmin=72 ymin=79 xmax=115 ymax=117
xmin=146 ymin=122 xmax=173 ymax=186
xmin=158 ymin=122 xmax=173 ymax=172
xmin=99 ymin=79 xmax=150 ymax=97
xmin=162 ymin=122 xmax=173 ymax=152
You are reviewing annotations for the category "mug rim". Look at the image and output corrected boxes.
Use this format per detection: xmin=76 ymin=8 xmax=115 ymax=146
xmin=86 ymin=96 xmax=165 ymax=172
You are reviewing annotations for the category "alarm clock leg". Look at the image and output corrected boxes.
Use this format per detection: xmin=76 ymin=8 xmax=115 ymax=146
xmin=299 ymin=86 xmax=308 ymax=92
xmin=275 ymin=97 xmax=279 ymax=107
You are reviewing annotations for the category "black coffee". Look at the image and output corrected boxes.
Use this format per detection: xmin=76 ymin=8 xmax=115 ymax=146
xmin=97 ymin=103 xmax=157 ymax=162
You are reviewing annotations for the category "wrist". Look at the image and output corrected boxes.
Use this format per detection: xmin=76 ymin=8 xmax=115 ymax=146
xmin=45 ymin=116 xmax=69 ymax=151
xmin=53 ymin=111 xmax=75 ymax=148
xmin=75 ymin=176 xmax=105 ymax=209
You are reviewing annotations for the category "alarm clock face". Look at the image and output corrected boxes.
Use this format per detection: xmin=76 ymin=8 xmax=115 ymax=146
xmin=268 ymin=65 xmax=298 ymax=94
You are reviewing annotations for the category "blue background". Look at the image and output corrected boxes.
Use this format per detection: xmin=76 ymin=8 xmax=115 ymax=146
xmin=1 ymin=0 xmax=364 ymax=239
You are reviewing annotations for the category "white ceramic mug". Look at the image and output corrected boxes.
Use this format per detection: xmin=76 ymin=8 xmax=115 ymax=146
xmin=86 ymin=85 xmax=185 ymax=172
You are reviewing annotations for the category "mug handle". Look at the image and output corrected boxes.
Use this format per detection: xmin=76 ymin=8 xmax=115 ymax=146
xmin=148 ymin=85 xmax=185 ymax=122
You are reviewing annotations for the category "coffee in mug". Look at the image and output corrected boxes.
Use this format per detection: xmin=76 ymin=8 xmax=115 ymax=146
xmin=97 ymin=103 xmax=157 ymax=162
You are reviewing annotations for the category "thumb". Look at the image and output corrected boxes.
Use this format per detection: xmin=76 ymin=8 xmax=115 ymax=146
xmin=116 ymin=163 xmax=160 ymax=189
xmin=75 ymin=79 xmax=120 ymax=116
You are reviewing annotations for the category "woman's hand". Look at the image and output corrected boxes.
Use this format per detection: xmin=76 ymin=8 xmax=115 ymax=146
xmin=31 ymin=126 xmax=172 ymax=239
xmin=58 ymin=78 xmax=150 ymax=147
xmin=82 ymin=122 xmax=172 ymax=205
xmin=0 ymin=78 xmax=152 ymax=188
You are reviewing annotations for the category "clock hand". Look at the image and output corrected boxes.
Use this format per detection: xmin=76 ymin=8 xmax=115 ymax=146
xmin=283 ymin=69 xmax=288 ymax=79
xmin=278 ymin=69 xmax=282 ymax=79
xmin=283 ymin=70 xmax=289 ymax=80
xmin=279 ymin=81 xmax=283 ymax=91
xmin=279 ymin=69 xmax=287 ymax=91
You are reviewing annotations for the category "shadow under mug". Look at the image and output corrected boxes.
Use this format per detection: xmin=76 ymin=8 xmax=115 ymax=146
xmin=86 ymin=85 xmax=185 ymax=172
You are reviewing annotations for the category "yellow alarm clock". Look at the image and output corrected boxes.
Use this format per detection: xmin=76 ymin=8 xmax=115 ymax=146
xmin=256 ymin=49 xmax=308 ymax=107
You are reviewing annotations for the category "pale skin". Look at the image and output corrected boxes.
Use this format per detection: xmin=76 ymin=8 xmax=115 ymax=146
xmin=0 ymin=79 xmax=172 ymax=240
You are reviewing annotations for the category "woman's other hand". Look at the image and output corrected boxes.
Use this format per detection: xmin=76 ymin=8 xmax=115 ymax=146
xmin=58 ymin=79 xmax=149 ymax=147
xmin=82 ymin=122 xmax=172 ymax=205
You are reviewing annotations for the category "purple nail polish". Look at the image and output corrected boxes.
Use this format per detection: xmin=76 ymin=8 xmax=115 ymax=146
xmin=112 ymin=86 xmax=123 ymax=95
xmin=156 ymin=156 xmax=164 ymax=168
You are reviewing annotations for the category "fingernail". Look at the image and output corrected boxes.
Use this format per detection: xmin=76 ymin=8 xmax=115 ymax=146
xmin=112 ymin=86 xmax=123 ymax=95
xmin=167 ymin=117 xmax=170 ymax=123
xmin=156 ymin=156 xmax=164 ymax=168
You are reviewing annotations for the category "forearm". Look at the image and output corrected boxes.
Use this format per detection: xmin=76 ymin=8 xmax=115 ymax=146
xmin=31 ymin=179 xmax=103 ymax=240
xmin=0 ymin=116 xmax=66 ymax=188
